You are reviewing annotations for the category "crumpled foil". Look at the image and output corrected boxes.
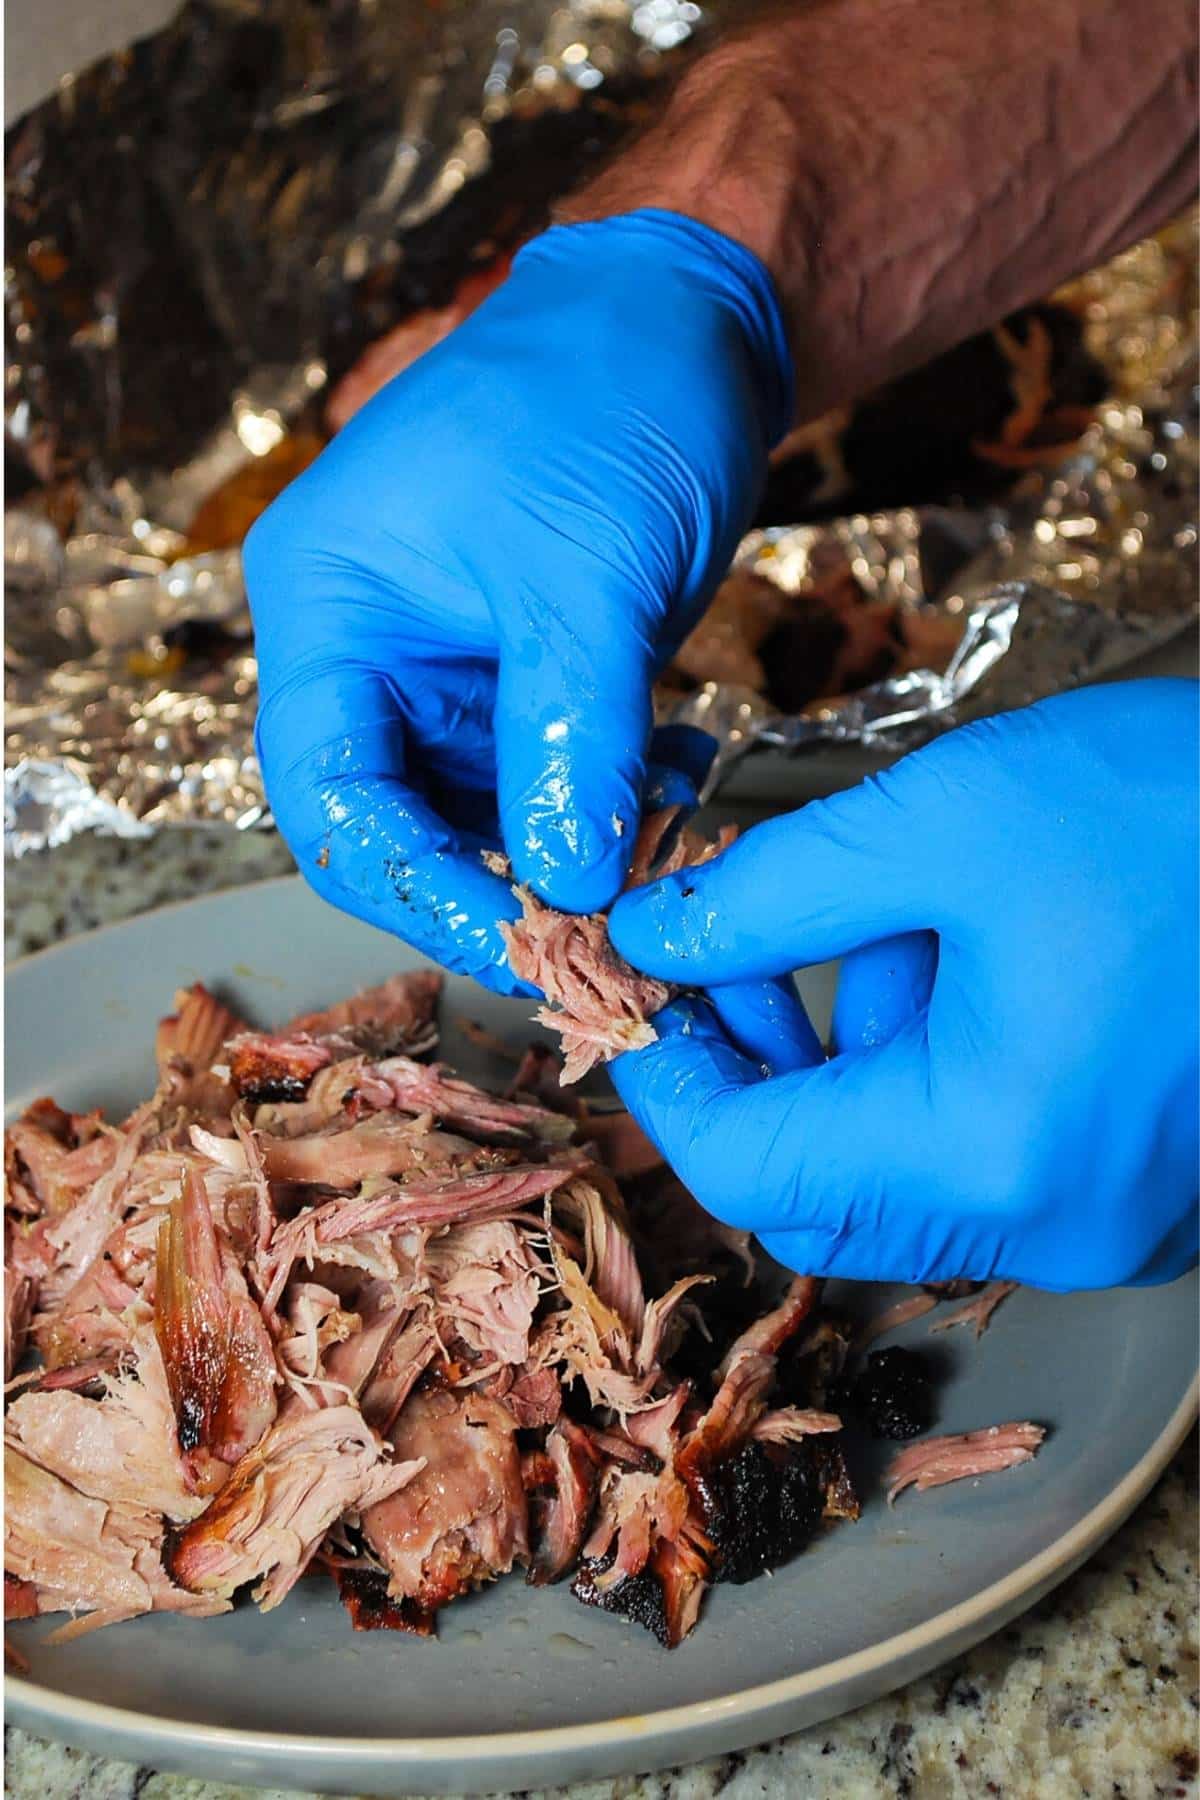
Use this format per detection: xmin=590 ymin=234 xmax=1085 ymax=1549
xmin=5 ymin=0 xmax=1197 ymax=854
xmin=672 ymin=332 xmax=1199 ymax=793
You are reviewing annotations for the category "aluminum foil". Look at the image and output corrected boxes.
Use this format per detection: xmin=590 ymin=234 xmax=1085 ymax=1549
xmin=672 ymin=335 xmax=1199 ymax=793
xmin=5 ymin=0 xmax=1197 ymax=854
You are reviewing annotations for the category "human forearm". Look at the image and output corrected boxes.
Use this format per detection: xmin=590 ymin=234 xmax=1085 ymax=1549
xmin=560 ymin=0 xmax=1198 ymax=418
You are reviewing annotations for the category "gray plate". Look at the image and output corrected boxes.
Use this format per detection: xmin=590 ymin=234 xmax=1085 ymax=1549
xmin=6 ymin=878 xmax=1197 ymax=1795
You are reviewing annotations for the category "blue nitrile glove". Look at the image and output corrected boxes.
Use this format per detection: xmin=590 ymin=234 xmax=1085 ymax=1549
xmin=243 ymin=210 xmax=792 ymax=993
xmin=608 ymin=681 xmax=1199 ymax=1290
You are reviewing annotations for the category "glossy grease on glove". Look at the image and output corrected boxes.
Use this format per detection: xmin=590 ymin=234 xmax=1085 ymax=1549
xmin=244 ymin=210 xmax=792 ymax=990
xmin=608 ymin=681 xmax=1199 ymax=1290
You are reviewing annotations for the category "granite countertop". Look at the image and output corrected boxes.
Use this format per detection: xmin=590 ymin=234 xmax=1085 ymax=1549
xmin=5 ymin=831 xmax=1198 ymax=1800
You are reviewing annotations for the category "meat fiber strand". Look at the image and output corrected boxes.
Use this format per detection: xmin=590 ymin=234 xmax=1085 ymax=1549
xmin=886 ymin=1423 xmax=1046 ymax=1505
xmin=928 ymin=1281 xmax=1019 ymax=1341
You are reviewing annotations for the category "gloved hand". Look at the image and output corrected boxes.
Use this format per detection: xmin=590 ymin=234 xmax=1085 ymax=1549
xmin=244 ymin=210 xmax=791 ymax=992
xmin=608 ymin=681 xmax=1199 ymax=1290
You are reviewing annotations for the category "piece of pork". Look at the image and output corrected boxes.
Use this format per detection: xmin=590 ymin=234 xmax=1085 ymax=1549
xmin=275 ymin=1272 xmax=436 ymax=1425
xmin=502 ymin=897 xmax=669 ymax=1084
xmin=228 ymin=1034 xmax=336 ymax=1104
xmin=421 ymin=1220 xmax=546 ymax=1369
xmin=853 ymin=1291 xmax=940 ymax=1350
xmin=537 ymin=1181 xmax=705 ymax=1419
xmin=358 ymin=1317 xmax=440 ymax=1435
xmin=5 ymin=1446 xmax=227 ymax=1636
xmin=6 ymin=1326 xmax=207 ymax=1521
xmin=276 ymin=1281 xmax=362 ymax=1391
xmin=260 ymin=1164 xmax=571 ymax=1315
xmin=226 ymin=971 xmax=442 ymax=1104
xmin=154 ymin=1172 xmax=277 ymax=1477
xmin=499 ymin=1364 xmax=562 ymax=1430
xmin=155 ymin=983 xmax=245 ymax=1116
xmin=499 ymin=812 xmax=736 ymax=1084
xmin=27 ymin=1115 xmax=178 ymax=1316
xmin=165 ymin=1405 xmax=422 ymax=1608
xmin=5 ymin=1218 xmax=36 ymax=1380
xmin=526 ymin=1418 xmax=602 ymax=1587
xmin=33 ymin=1207 xmax=158 ymax=1371
xmin=361 ymin=1386 xmax=528 ymax=1616
xmin=5 ymin=1115 xmax=118 ymax=1224
xmin=257 ymin=1113 xmax=496 ymax=1187
xmin=364 ymin=1058 xmax=575 ymax=1146
xmin=287 ymin=971 xmax=442 ymax=1062
xmin=715 ymin=1275 xmax=821 ymax=1380
xmin=570 ymin=1272 xmax=838 ymax=1645
xmin=886 ymin=1422 xmax=1045 ymax=1504
xmin=751 ymin=1408 xmax=843 ymax=1444
xmin=928 ymin=1281 xmax=1019 ymax=1341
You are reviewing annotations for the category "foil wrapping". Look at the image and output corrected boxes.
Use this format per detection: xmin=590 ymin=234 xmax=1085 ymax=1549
xmin=5 ymin=0 xmax=1197 ymax=854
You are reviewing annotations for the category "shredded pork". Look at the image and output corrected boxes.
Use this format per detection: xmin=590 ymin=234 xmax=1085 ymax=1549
xmin=498 ymin=810 xmax=736 ymax=1083
xmin=4 ymin=964 xmax=1037 ymax=1653
xmin=886 ymin=1423 xmax=1046 ymax=1505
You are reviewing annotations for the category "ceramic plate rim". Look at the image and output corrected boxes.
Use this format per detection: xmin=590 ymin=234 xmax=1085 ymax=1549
xmin=6 ymin=877 xmax=1198 ymax=1772
xmin=9 ymin=1375 xmax=1195 ymax=1767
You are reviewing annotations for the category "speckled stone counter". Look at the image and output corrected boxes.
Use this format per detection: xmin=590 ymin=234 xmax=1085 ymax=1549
xmin=5 ymin=832 xmax=1199 ymax=1800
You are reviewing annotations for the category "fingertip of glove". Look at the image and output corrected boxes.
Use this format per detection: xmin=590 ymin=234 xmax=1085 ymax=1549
xmin=649 ymin=995 xmax=713 ymax=1043
xmin=513 ymin=838 xmax=628 ymax=915
xmin=642 ymin=762 xmax=700 ymax=816
xmin=504 ymin=784 xmax=637 ymax=914
xmin=608 ymin=875 xmax=692 ymax=973
xmin=608 ymin=999 xmax=712 ymax=1093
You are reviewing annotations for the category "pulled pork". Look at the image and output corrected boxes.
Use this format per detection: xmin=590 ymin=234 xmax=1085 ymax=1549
xmin=499 ymin=809 xmax=736 ymax=1083
xmin=886 ymin=1423 xmax=1046 ymax=1505
xmin=6 ymin=968 xmax=869 ymax=1651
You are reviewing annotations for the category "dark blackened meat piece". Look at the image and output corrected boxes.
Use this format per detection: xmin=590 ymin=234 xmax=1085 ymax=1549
xmin=830 ymin=1347 xmax=933 ymax=1441
xmin=923 ymin=1280 xmax=983 ymax=1301
xmin=571 ymin=1554 xmax=670 ymax=1648
xmin=334 ymin=1567 xmax=435 ymax=1636
xmin=694 ymin=1441 xmax=826 ymax=1586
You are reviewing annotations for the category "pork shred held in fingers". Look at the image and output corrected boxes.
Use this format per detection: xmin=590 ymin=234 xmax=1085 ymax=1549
xmin=498 ymin=810 xmax=737 ymax=1084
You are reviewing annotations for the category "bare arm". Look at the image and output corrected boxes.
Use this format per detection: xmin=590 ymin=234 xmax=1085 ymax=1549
xmin=560 ymin=0 xmax=1198 ymax=419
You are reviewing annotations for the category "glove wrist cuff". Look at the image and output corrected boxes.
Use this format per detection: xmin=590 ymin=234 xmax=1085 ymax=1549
xmin=517 ymin=209 xmax=795 ymax=449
